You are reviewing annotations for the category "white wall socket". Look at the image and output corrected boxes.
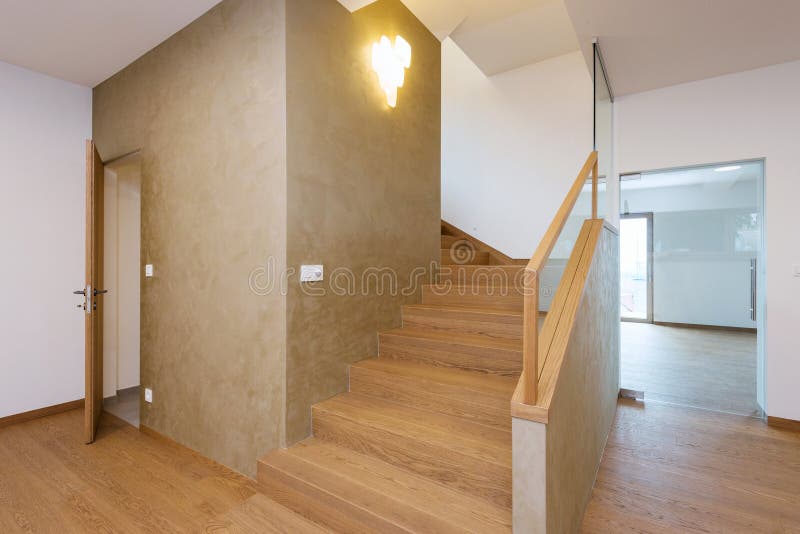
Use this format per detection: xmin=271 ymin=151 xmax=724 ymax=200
xmin=300 ymin=265 xmax=324 ymax=283
xmin=145 ymin=264 xmax=154 ymax=278
xmin=144 ymin=387 xmax=153 ymax=403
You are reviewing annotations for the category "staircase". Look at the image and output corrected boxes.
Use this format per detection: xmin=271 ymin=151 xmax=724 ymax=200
xmin=253 ymin=224 xmax=524 ymax=533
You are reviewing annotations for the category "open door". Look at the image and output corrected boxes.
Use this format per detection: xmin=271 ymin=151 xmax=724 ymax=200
xmin=83 ymin=140 xmax=107 ymax=443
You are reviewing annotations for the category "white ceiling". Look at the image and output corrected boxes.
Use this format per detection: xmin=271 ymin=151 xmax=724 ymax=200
xmin=6 ymin=0 xmax=795 ymax=95
xmin=621 ymin=161 xmax=762 ymax=191
xmin=340 ymin=0 xmax=580 ymax=76
xmin=0 ymin=0 xmax=221 ymax=87
xmin=565 ymin=0 xmax=800 ymax=96
xmin=449 ymin=0 xmax=579 ymax=76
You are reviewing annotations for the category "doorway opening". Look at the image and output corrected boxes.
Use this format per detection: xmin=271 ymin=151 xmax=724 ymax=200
xmin=620 ymin=213 xmax=652 ymax=322
xmin=619 ymin=160 xmax=765 ymax=418
xmin=101 ymin=152 xmax=142 ymax=427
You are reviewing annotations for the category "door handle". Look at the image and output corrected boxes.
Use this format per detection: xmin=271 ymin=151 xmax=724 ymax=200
xmin=93 ymin=289 xmax=108 ymax=296
xmin=73 ymin=289 xmax=86 ymax=295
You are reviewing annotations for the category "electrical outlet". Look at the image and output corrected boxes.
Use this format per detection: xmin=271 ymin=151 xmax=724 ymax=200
xmin=144 ymin=388 xmax=153 ymax=403
xmin=300 ymin=265 xmax=324 ymax=283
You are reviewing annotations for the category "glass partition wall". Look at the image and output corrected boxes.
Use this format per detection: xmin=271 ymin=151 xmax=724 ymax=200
xmin=619 ymin=161 xmax=765 ymax=416
xmin=537 ymin=43 xmax=613 ymax=321
xmin=593 ymin=41 xmax=613 ymax=220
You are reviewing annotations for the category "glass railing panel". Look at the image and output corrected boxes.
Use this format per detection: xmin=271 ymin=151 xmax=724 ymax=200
xmin=594 ymin=42 xmax=613 ymax=220
xmin=538 ymin=179 xmax=593 ymax=325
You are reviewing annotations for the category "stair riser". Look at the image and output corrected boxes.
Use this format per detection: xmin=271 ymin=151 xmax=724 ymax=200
xmin=379 ymin=334 xmax=522 ymax=376
xmin=440 ymin=235 xmax=463 ymax=248
xmin=258 ymin=462 xmax=390 ymax=533
xmin=349 ymin=366 xmax=511 ymax=431
xmin=402 ymin=307 xmax=523 ymax=340
xmin=440 ymin=249 xmax=491 ymax=265
xmin=422 ymin=286 xmax=524 ymax=311
xmin=311 ymin=410 xmax=512 ymax=509
xmin=437 ymin=266 xmax=524 ymax=287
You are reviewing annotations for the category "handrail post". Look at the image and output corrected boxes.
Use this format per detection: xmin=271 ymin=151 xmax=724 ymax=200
xmin=516 ymin=151 xmax=597 ymax=409
xmin=591 ymin=154 xmax=599 ymax=219
xmin=522 ymin=268 xmax=538 ymax=405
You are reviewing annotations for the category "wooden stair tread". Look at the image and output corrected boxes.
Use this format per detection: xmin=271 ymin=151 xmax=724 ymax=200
xmin=203 ymin=493 xmax=330 ymax=533
xmin=402 ymin=304 xmax=524 ymax=342
xmin=440 ymin=248 xmax=491 ymax=265
xmin=403 ymin=304 xmax=523 ymax=320
xmin=349 ymin=358 xmax=516 ymax=431
xmin=424 ymin=283 xmax=523 ymax=292
xmin=352 ymin=358 xmax=518 ymax=397
xmin=261 ymin=439 xmax=511 ymax=533
xmin=421 ymin=284 xmax=523 ymax=312
xmin=381 ymin=327 xmax=522 ymax=352
xmin=437 ymin=264 xmax=525 ymax=285
xmin=313 ymin=393 xmax=511 ymax=466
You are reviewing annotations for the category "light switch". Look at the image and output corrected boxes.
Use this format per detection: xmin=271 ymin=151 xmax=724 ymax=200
xmin=301 ymin=265 xmax=324 ymax=283
xmin=145 ymin=264 xmax=154 ymax=278
xmin=793 ymin=264 xmax=800 ymax=277
xmin=144 ymin=388 xmax=153 ymax=403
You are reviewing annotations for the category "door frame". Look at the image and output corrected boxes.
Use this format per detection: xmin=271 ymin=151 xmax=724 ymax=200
xmin=620 ymin=212 xmax=653 ymax=324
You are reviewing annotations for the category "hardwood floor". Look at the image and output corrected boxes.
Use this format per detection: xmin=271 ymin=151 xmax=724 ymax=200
xmin=103 ymin=386 xmax=140 ymax=428
xmin=582 ymin=399 xmax=800 ymax=533
xmin=0 ymin=409 xmax=308 ymax=533
xmin=2 ymin=396 xmax=798 ymax=532
xmin=621 ymin=322 xmax=760 ymax=416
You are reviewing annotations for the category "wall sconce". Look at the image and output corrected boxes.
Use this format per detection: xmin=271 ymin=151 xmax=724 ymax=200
xmin=372 ymin=35 xmax=411 ymax=108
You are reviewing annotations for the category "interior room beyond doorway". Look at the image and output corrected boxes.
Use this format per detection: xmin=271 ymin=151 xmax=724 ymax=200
xmin=619 ymin=160 xmax=764 ymax=417
xmin=102 ymin=153 xmax=142 ymax=427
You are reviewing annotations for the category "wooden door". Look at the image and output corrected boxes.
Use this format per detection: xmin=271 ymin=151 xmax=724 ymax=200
xmin=84 ymin=140 xmax=106 ymax=443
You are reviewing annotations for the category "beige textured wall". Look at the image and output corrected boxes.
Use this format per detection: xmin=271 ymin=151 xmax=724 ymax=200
xmin=93 ymin=0 xmax=287 ymax=476
xmin=284 ymin=0 xmax=442 ymax=443
xmin=546 ymin=223 xmax=620 ymax=532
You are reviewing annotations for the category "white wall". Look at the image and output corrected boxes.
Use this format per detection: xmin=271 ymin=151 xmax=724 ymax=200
xmin=116 ymin=164 xmax=141 ymax=391
xmin=442 ymin=39 xmax=593 ymax=259
xmin=0 ymin=61 xmax=92 ymax=418
xmin=623 ymin=180 xmax=760 ymax=328
xmin=614 ymin=60 xmax=800 ymax=420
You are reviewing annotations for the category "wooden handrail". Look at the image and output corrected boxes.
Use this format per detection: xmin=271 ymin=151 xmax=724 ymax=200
xmin=519 ymin=151 xmax=599 ymax=405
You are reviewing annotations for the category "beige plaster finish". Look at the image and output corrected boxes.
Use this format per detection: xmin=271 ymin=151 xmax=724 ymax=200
xmin=545 ymin=223 xmax=619 ymax=532
xmin=93 ymin=0 xmax=287 ymax=476
xmin=512 ymin=416 xmax=547 ymax=532
xmin=284 ymin=0 xmax=441 ymax=443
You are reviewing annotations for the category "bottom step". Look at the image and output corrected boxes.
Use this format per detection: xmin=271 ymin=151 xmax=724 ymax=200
xmin=202 ymin=493 xmax=329 ymax=533
xmin=258 ymin=439 xmax=511 ymax=533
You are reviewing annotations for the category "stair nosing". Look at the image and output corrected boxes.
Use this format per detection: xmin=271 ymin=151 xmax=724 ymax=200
xmin=281 ymin=441 xmax=512 ymax=532
xmin=261 ymin=451 xmax=417 ymax=534
xmin=351 ymin=358 xmax=518 ymax=396
xmin=403 ymin=303 xmax=524 ymax=317
xmin=380 ymin=327 xmax=522 ymax=353
xmin=312 ymin=394 xmax=511 ymax=464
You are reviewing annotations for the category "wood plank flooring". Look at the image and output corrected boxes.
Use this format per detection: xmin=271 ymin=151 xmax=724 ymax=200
xmin=621 ymin=322 xmax=760 ymax=416
xmin=0 ymin=409 xmax=305 ymax=533
xmin=581 ymin=399 xmax=800 ymax=533
xmin=1 ymin=400 xmax=798 ymax=532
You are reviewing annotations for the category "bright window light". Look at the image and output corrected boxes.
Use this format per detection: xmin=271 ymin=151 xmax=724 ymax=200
xmin=714 ymin=165 xmax=742 ymax=172
xmin=372 ymin=35 xmax=411 ymax=108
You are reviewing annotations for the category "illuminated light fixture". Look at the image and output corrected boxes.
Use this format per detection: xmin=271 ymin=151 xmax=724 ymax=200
xmin=714 ymin=165 xmax=742 ymax=172
xmin=372 ymin=35 xmax=411 ymax=108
